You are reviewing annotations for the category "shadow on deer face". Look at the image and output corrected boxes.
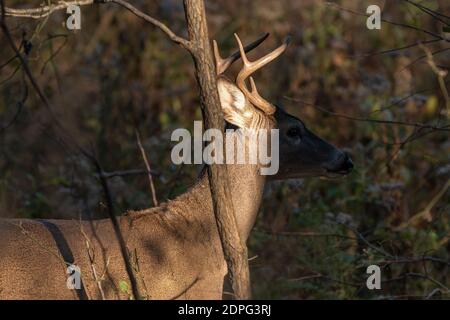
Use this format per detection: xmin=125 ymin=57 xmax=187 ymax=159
xmin=271 ymin=106 xmax=353 ymax=180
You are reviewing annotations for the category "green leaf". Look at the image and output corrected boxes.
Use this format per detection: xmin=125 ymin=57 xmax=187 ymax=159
xmin=119 ymin=281 xmax=129 ymax=293
xmin=425 ymin=96 xmax=438 ymax=115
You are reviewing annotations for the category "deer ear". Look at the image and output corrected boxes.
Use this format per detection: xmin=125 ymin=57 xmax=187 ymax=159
xmin=217 ymin=78 xmax=252 ymax=128
xmin=217 ymin=78 xmax=246 ymax=111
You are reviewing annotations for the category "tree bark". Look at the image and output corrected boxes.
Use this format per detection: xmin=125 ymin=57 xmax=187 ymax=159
xmin=183 ymin=0 xmax=251 ymax=299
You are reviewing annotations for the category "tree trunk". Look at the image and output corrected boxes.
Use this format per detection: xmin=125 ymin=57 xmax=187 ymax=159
xmin=183 ymin=0 xmax=251 ymax=299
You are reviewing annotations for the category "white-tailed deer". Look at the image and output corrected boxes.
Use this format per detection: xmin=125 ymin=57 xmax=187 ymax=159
xmin=0 ymin=34 xmax=353 ymax=299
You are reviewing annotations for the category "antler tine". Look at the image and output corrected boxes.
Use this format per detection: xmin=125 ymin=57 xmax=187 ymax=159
xmin=249 ymin=76 xmax=272 ymax=114
xmin=235 ymin=33 xmax=291 ymax=115
xmin=213 ymin=40 xmax=225 ymax=75
xmin=213 ymin=33 xmax=270 ymax=75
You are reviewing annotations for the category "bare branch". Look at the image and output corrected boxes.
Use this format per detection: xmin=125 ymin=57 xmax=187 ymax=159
xmin=289 ymin=272 xmax=361 ymax=288
xmin=352 ymin=39 xmax=441 ymax=59
xmin=79 ymin=221 xmax=106 ymax=300
xmin=396 ymin=47 xmax=450 ymax=77
xmin=380 ymin=256 xmax=450 ymax=267
xmin=1 ymin=1 xmax=53 ymax=114
xmin=382 ymin=272 xmax=449 ymax=291
xmin=0 ymin=68 xmax=27 ymax=132
xmin=107 ymin=0 xmax=191 ymax=51
xmin=394 ymin=178 xmax=450 ymax=230
xmin=135 ymin=129 xmax=158 ymax=207
xmin=255 ymin=227 xmax=357 ymax=240
xmin=340 ymin=223 xmax=394 ymax=258
xmin=283 ymin=96 xmax=450 ymax=132
xmin=325 ymin=1 xmax=447 ymax=41
xmin=4 ymin=0 xmax=94 ymax=18
xmin=97 ymin=169 xmax=160 ymax=179
xmin=86 ymin=151 xmax=141 ymax=300
xmin=419 ymin=42 xmax=450 ymax=116
xmin=403 ymin=0 xmax=450 ymax=27
xmin=3 ymin=0 xmax=192 ymax=51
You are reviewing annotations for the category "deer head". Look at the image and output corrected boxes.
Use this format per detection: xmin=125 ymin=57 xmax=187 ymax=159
xmin=213 ymin=33 xmax=353 ymax=179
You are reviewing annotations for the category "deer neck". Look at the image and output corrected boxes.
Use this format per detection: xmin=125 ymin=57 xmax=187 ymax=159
xmin=159 ymin=114 xmax=274 ymax=243
xmin=173 ymin=163 xmax=266 ymax=244
xmin=224 ymin=163 xmax=266 ymax=241
xmin=184 ymin=124 xmax=273 ymax=242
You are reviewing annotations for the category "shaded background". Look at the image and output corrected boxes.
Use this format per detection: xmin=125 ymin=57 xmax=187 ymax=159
xmin=0 ymin=0 xmax=449 ymax=299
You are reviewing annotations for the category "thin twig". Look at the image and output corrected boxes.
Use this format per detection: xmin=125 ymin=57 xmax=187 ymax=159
xmin=97 ymin=168 xmax=159 ymax=179
xmin=256 ymin=228 xmax=357 ymax=240
xmin=425 ymin=288 xmax=444 ymax=299
xmin=1 ymin=1 xmax=53 ymax=115
xmin=7 ymin=220 xmax=70 ymax=267
xmin=289 ymin=272 xmax=361 ymax=288
xmin=85 ymin=151 xmax=141 ymax=300
xmin=382 ymin=272 xmax=449 ymax=291
xmin=40 ymin=34 xmax=69 ymax=74
xmin=325 ymin=1 xmax=447 ymax=41
xmin=107 ymin=0 xmax=192 ymax=51
xmin=380 ymin=256 xmax=450 ymax=267
xmin=0 ymin=67 xmax=27 ymax=132
xmin=79 ymin=220 xmax=106 ymax=300
xmin=4 ymin=0 xmax=94 ymax=18
xmin=283 ymin=96 xmax=450 ymax=132
xmin=135 ymin=129 xmax=158 ymax=207
xmin=419 ymin=42 xmax=450 ymax=116
xmin=403 ymin=0 xmax=450 ymax=27
xmin=394 ymin=178 xmax=450 ymax=230
xmin=396 ymin=47 xmax=450 ymax=75
xmin=336 ymin=222 xmax=394 ymax=258
xmin=3 ymin=0 xmax=192 ymax=51
xmin=351 ymin=39 xmax=441 ymax=59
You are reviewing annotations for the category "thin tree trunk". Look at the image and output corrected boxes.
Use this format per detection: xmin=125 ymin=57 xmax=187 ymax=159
xmin=183 ymin=0 xmax=251 ymax=299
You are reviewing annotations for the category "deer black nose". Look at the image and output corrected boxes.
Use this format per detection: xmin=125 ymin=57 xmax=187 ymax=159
xmin=325 ymin=152 xmax=353 ymax=174
xmin=343 ymin=154 xmax=354 ymax=171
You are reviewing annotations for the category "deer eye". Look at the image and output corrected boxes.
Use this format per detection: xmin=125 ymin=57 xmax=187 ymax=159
xmin=287 ymin=127 xmax=302 ymax=139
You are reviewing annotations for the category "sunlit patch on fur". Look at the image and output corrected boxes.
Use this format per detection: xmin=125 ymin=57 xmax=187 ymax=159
xmin=218 ymin=78 xmax=275 ymax=131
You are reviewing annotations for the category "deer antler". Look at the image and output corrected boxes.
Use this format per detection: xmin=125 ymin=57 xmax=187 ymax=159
xmin=234 ymin=33 xmax=290 ymax=115
xmin=213 ymin=33 xmax=269 ymax=76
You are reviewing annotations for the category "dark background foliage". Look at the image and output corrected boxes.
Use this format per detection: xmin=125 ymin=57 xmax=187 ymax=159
xmin=0 ymin=0 xmax=449 ymax=299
